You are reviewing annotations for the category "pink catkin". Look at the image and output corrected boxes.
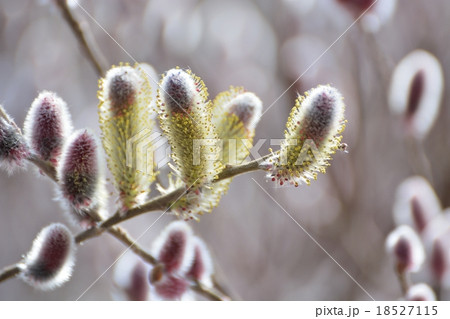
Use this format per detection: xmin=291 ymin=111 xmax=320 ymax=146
xmin=161 ymin=69 xmax=195 ymax=112
xmin=22 ymin=223 xmax=75 ymax=290
xmin=59 ymin=130 xmax=100 ymax=210
xmin=28 ymin=228 xmax=71 ymax=278
xmin=406 ymin=71 xmax=425 ymax=120
xmin=125 ymin=262 xmax=149 ymax=301
xmin=337 ymin=0 xmax=376 ymax=14
xmin=158 ymin=230 xmax=188 ymax=274
xmin=187 ymin=246 xmax=204 ymax=281
xmin=25 ymin=92 xmax=72 ymax=163
xmin=394 ymin=238 xmax=412 ymax=272
xmin=108 ymin=73 xmax=136 ymax=113
xmin=154 ymin=275 xmax=188 ymax=300
xmin=0 ymin=117 xmax=30 ymax=171
xmin=410 ymin=196 xmax=427 ymax=233
xmin=431 ymin=240 xmax=446 ymax=282
xmin=301 ymin=91 xmax=336 ymax=145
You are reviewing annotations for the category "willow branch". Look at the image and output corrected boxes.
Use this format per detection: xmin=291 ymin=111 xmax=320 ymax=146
xmin=54 ymin=0 xmax=104 ymax=77
xmin=216 ymin=154 xmax=270 ymax=180
xmin=191 ymin=281 xmax=230 ymax=301
xmin=106 ymin=227 xmax=157 ymax=265
xmin=0 ymin=264 xmax=22 ymax=284
xmin=395 ymin=267 xmax=410 ymax=296
xmin=75 ymin=155 xmax=271 ymax=243
xmin=27 ymin=155 xmax=58 ymax=181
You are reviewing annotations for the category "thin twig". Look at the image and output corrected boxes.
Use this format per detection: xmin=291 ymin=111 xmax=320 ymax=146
xmin=216 ymin=155 xmax=270 ymax=180
xmin=27 ymin=154 xmax=58 ymax=181
xmin=106 ymin=227 xmax=157 ymax=265
xmin=212 ymin=276 xmax=232 ymax=299
xmin=75 ymin=155 xmax=271 ymax=243
xmin=0 ymin=264 xmax=22 ymax=283
xmin=54 ymin=0 xmax=105 ymax=77
xmin=396 ymin=267 xmax=410 ymax=296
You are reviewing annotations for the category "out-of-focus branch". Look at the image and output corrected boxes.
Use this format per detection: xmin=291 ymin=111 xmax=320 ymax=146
xmin=54 ymin=0 xmax=105 ymax=77
xmin=395 ymin=267 xmax=410 ymax=296
xmin=191 ymin=281 xmax=230 ymax=301
xmin=0 ymin=264 xmax=22 ymax=284
xmin=106 ymin=227 xmax=229 ymax=301
xmin=106 ymin=227 xmax=158 ymax=265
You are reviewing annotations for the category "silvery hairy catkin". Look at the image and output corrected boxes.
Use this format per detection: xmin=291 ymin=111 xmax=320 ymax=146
xmin=406 ymin=283 xmax=436 ymax=301
xmin=151 ymin=221 xmax=195 ymax=274
xmin=389 ymin=50 xmax=444 ymax=140
xmin=20 ymin=223 xmax=76 ymax=290
xmin=393 ymin=176 xmax=441 ymax=233
xmin=149 ymin=221 xmax=195 ymax=300
xmin=267 ymin=85 xmax=346 ymax=187
xmin=58 ymin=129 xmax=106 ymax=222
xmin=385 ymin=225 xmax=425 ymax=274
xmin=24 ymin=91 xmax=73 ymax=164
xmin=0 ymin=106 xmax=30 ymax=174
xmin=157 ymin=68 xmax=221 ymax=187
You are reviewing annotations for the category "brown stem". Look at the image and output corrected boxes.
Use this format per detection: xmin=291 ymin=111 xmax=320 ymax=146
xmin=216 ymin=155 xmax=270 ymax=180
xmin=0 ymin=264 xmax=22 ymax=283
xmin=0 ymin=105 xmax=11 ymax=122
xmin=75 ymin=155 xmax=271 ymax=243
xmin=54 ymin=0 xmax=105 ymax=77
xmin=106 ymin=227 xmax=157 ymax=265
xmin=396 ymin=267 xmax=411 ymax=296
xmin=191 ymin=281 xmax=230 ymax=301
xmin=27 ymin=154 xmax=58 ymax=181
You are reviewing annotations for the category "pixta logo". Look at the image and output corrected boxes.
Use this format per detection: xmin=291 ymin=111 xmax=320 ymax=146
xmin=126 ymin=129 xmax=170 ymax=176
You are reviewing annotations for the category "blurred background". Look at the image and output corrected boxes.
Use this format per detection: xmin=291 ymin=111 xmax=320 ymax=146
xmin=0 ymin=0 xmax=449 ymax=300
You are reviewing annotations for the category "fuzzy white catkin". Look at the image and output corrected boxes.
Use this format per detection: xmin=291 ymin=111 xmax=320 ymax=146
xmin=23 ymin=91 xmax=73 ymax=163
xmin=57 ymin=129 xmax=107 ymax=221
xmin=113 ymin=252 xmax=150 ymax=301
xmin=20 ymin=223 xmax=76 ymax=290
xmin=151 ymin=221 xmax=195 ymax=275
xmin=406 ymin=283 xmax=436 ymax=301
xmin=0 ymin=107 xmax=30 ymax=173
xmin=393 ymin=176 xmax=441 ymax=233
xmin=389 ymin=49 xmax=444 ymax=140
xmin=224 ymin=92 xmax=262 ymax=132
xmin=385 ymin=225 xmax=425 ymax=273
